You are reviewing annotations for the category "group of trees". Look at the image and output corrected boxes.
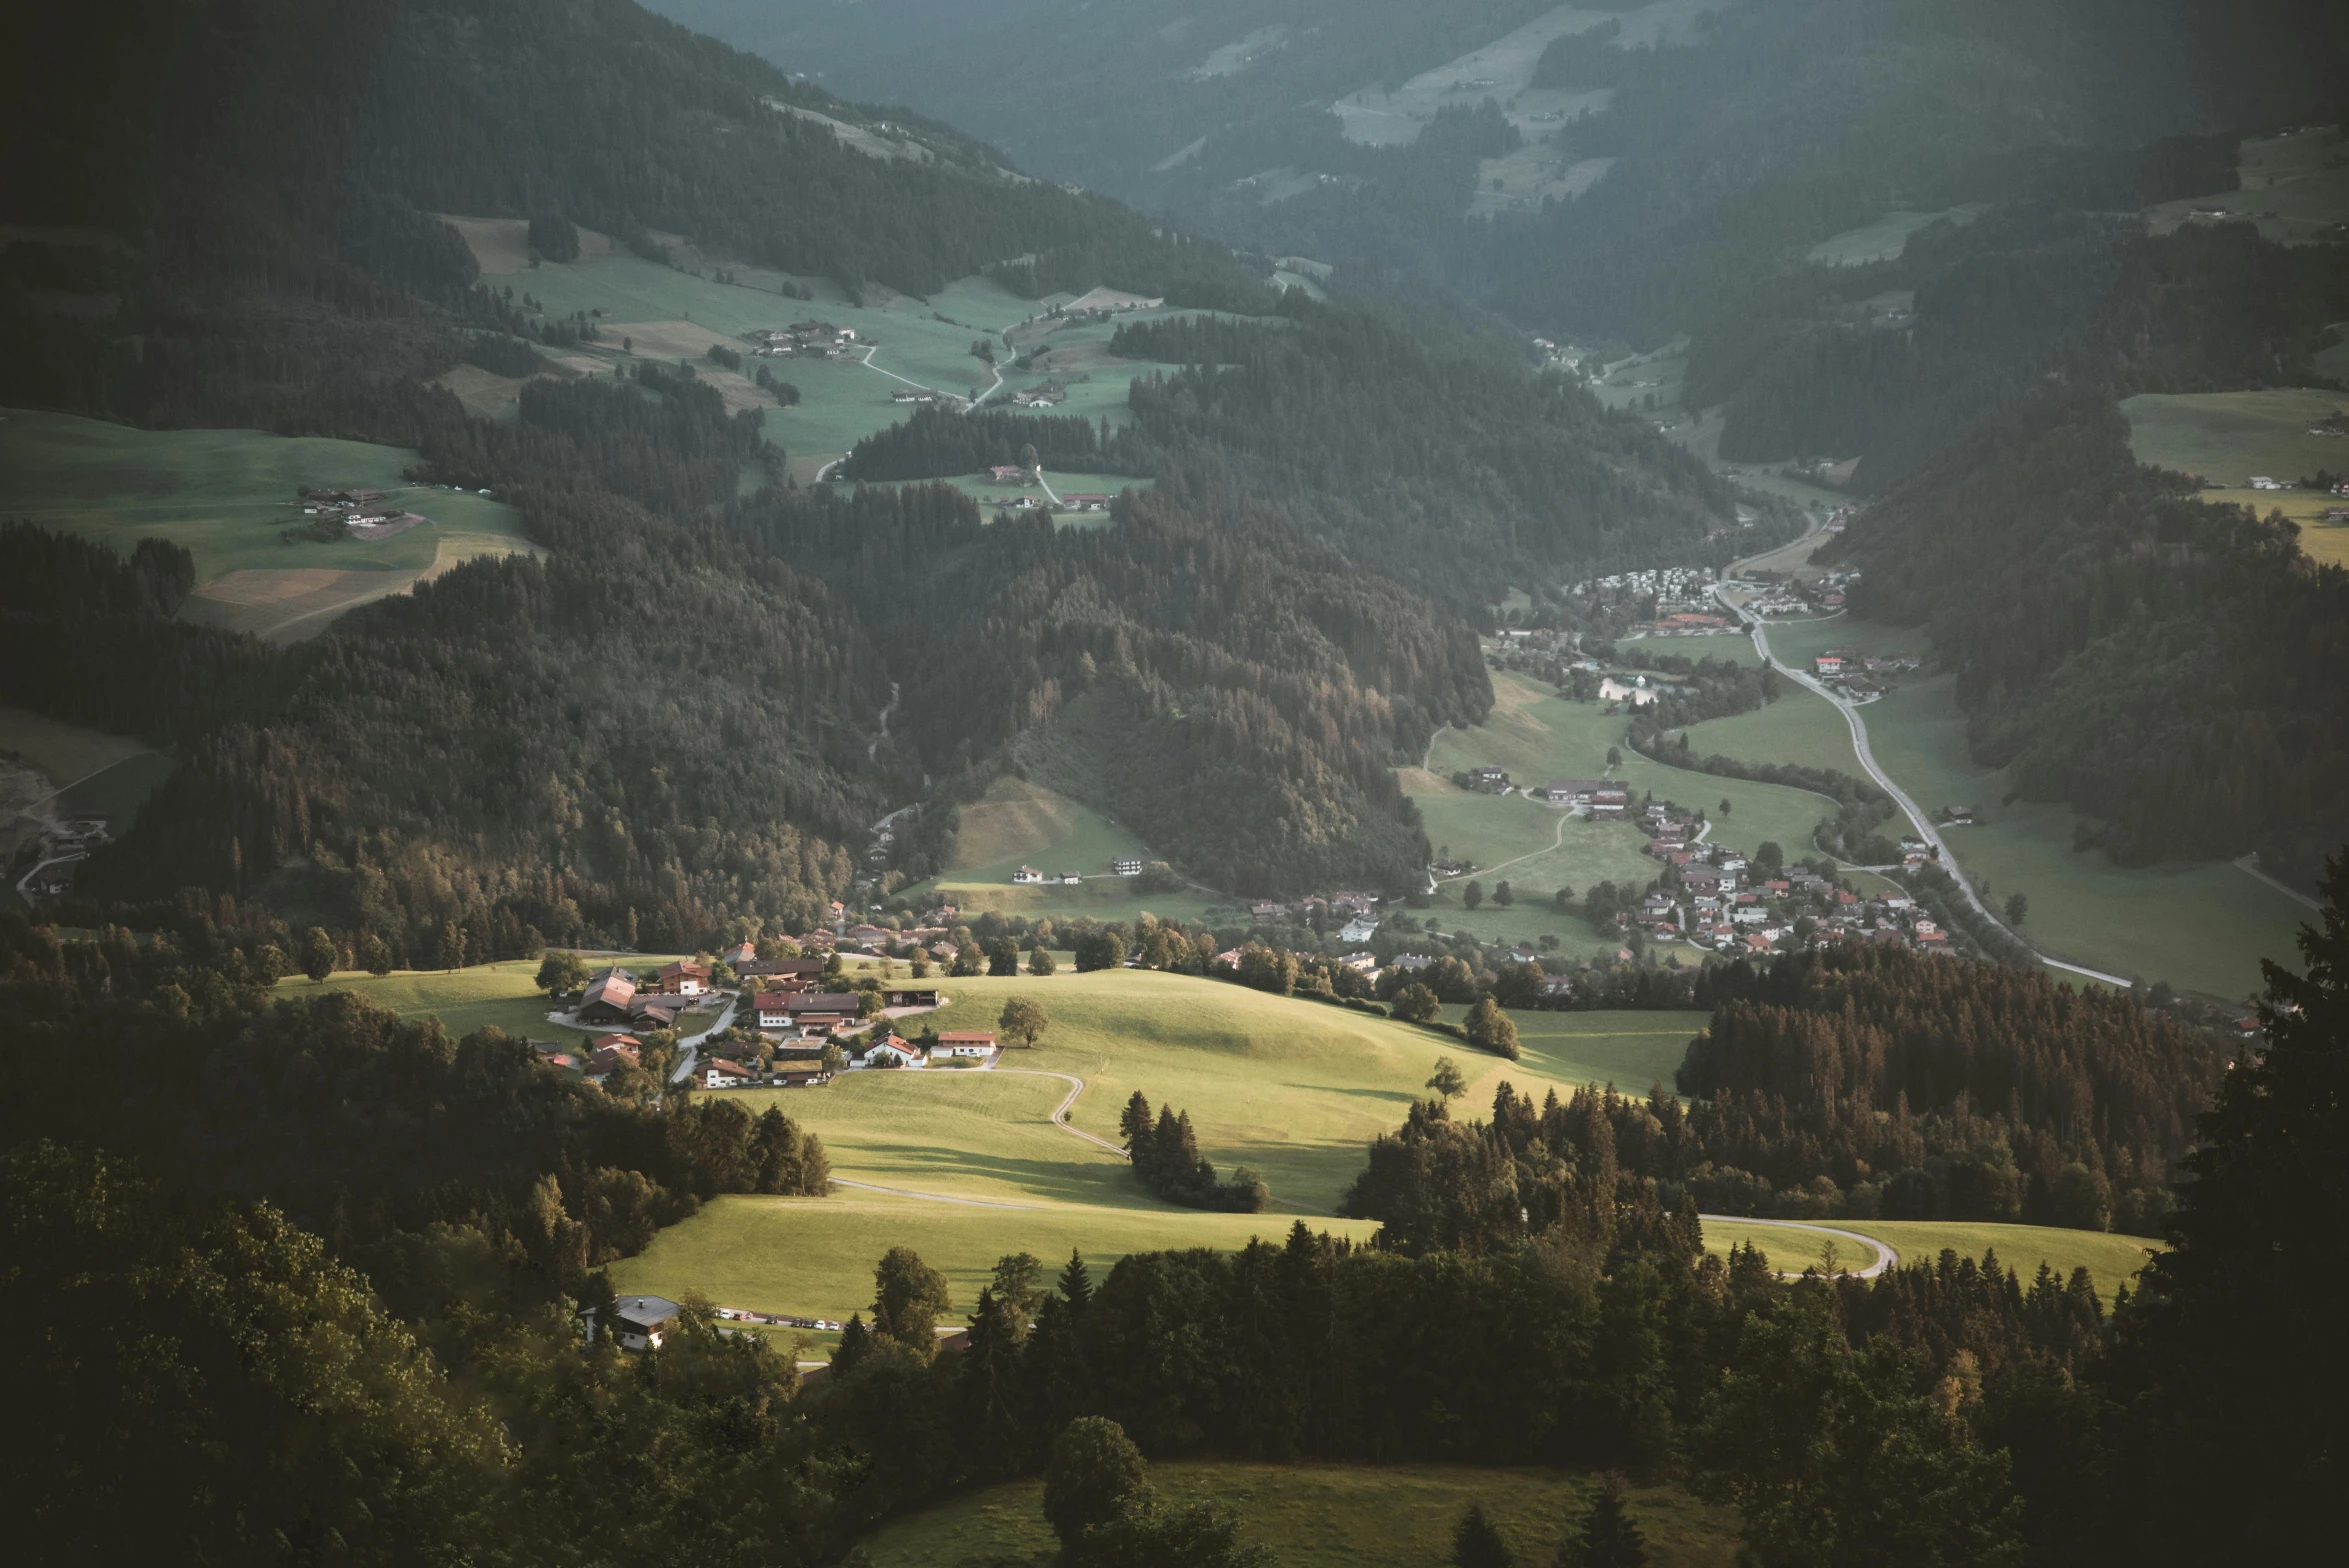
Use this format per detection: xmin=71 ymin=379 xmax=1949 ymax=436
xmin=1118 ymin=1092 xmax=1270 ymax=1212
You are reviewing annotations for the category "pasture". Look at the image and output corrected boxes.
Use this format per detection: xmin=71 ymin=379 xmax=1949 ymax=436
xmin=0 ymin=407 xmax=535 ymax=639
xmin=2122 ymin=387 xmax=2349 ymax=491
xmin=936 ymin=775 xmax=1153 ymax=883
xmin=1677 ymin=685 xmax=1864 ymax=777
xmin=2145 ymin=124 xmax=2349 ymax=246
xmin=1806 ymin=202 xmax=1985 ymax=266
xmin=277 ymin=959 xmax=607 ymax=1042
xmin=856 ymin=1460 xmax=1738 ymax=1568
xmin=1703 ymin=1217 xmax=2163 ymax=1305
xmin=771 ymin=972 xmax=1697 ymax=1214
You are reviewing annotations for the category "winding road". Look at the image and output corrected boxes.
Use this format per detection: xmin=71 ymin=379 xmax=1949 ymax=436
xmin=1700 ymin=1213 xmax=1897 ymax=1278
xmin=1712 ymin=529 xmax=2134 ymax=989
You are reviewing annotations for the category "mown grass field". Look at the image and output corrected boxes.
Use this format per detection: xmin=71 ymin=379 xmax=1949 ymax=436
xmin=2120 ymin=387 xmax=2349 ymax=568
xmin=1678 ymin=685 xmax=1863 ymax=777
xmin=2144 ymin=124 xmax=2349 ymax=246
xmin=768 ymin=971 xmax=1699 ymax=1214
xmin=1702 ymin=1218 xmax=2163 ymax=1304
xmin=0 ymin=407 xmax=535 ymax=638
xmin=613 ymin=1190 xmax=1372 ymax=1325
xmin=276 ymin=958 xmax=625 ymax=1041
xmin=855 ymin=1460 xmax=1738 ymax=1568
xmin=905 ymin=775 xmax=1224 ymax=921
xmin=1806 ymin=202 xmax=1985 ymax=266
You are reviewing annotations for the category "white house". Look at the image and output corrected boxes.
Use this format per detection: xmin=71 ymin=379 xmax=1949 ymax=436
xmin=933 ymin=1030 xmax=998 ymax=1059
xmin=1339 ymin=916 xmax=1379 ymax=944
xmin=858 ymin=1035 xmax=927 ymax=1068
xmin=704 ymin=1058 xmax=756 ymax=1089
xmin=1114 ymin=857 xmax=1143 ymax=876
xmin=1011 ymin=866 xmax=1045 ymax=884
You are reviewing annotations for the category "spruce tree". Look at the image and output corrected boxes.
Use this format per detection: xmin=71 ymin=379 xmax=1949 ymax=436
xmin=1057 ymin=1249 xmax=1093 ymax=1313
xmin=1453 ymin=1502 xmax=1515 ymax=1568
xmin=1557 ymin=1477 xmax=1646 ymax=1568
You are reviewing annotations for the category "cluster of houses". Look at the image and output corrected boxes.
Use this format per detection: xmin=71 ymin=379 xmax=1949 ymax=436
xmin=1647 ymin=610 xmax=1731 ymax=637
xmin=1013 ymin=857 xmax=1143 ymax=885
xmin=1738 ymin=566 xmax=1858 ymax=619
xmin=747 ymin=321 xmax=859 ymax=359
xmin=1245 ymin=890 xmax=1380 ymax=942
xmin=1568 ymin=564 xmax=1716 ymax=608
xmin=1011 ymin=380 xmax=1067 ymax=408
xmin=1810 ymin=648 xmax=1919 ymax=702
xmin=293 ymin=486 xmax=426 ymax=540
xmin=1625 ymin=801 xmax=1950 ymax=956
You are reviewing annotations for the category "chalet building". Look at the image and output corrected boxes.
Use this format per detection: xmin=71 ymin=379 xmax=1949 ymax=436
xmin=1542 ymin=780 xmax=1630 ymax=817
xmin=1012 ymin=866 xmax=1045 ymax=884
xmin=739 ymin=957 xmax=827 ymax=985
xmin=608 ymin=1294 xmax=681 ymax=1351
xmin=703 ymin=1059 xmax=757 ymax=1089
xmin=1062 ymin=493 xmax=1111 ymax=511
xmin=655 ymin=960 xmax=710 ymax=996
xmin=781 ymin=992 xmax=865 ymax=1030
xmin=1113 ymin=857 xmax=1142 ymax=876
xmin=721 ymin=941 xmax=758 ymax=967
xmin=882 ymin=985 xmax=942 ymax=1008
xmin=858 ymin=1034 xmax=926 ymax=1068
xmin=988 ymin=465 xmax=1029 ymax=483
xmin=577 ymin=967 xmax=638 ymax=1027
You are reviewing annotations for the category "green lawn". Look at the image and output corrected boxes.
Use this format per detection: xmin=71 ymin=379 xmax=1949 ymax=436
xmin=855 ymin=1460 xmax=1738 ymax=1568
xmin=1806 ymin=203 xmax=1985 ymax=266
xmin=1678 ymin=687 xmax=1863 ymax=778
xmin=0 ymin=407 xmax=533 ymax=637
xmin=1702 ymin=1218 xmax=2164 ymax=1304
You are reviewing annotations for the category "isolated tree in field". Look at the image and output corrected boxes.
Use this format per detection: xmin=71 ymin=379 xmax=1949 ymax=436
xmin=1454 ymin=1502 xmax=1515 ymax=1568
xmin=1719 ymin=798 xmax=1732 ymax=817
xmin=1554 ymin=886 xmax=1576 ymax=912
xmin=1028 ymin=944 xmax=1056 ymax=975
xmin=1391 ymin=982 xmax=1441 ymax=1024
xmin=1495 ymin=880 xmax=1514 ymax=907
xmin=871 ymin=1246 xmax=951 ymax=1355
xmin=1465 ymin=996 xmax=1522 ymax=1061
xmin=1044 ymin=1417 xmax=1150 ymax=1548
xmin=1608 ymin=745 xmax=1623 ymax=767
xmin=987 ymin=936 xmax=1020 ymax=976
xmin=536 ymin=950 xmax=588 ymax=995
xmin=2004 ymin=892 xmax=2029 ymax=927
xmin=1755 ymin=841 xmax=1783 ymax=874
xmin=298 ymin=926 xmax=339 ymax=983
xmin=1558 ymin=1476 xmax=1647 ymax=1568
xmin=1464 ymin=880 xmax=1486 ymax=911
xmin=1427 ymin=1056 xmax=1469 ymax=1101
xmin=999 ymin=995 xmax=1048 ymax=1049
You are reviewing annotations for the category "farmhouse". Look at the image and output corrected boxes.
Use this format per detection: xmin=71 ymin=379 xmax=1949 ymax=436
xmin=1011 ymin=381 xmax=1067 ymax=407
xmin=882 ymin=985 xmax=942 ymax=1008
xmin=1597 ymin=677 xmax=1659 ymax=706
xmin=782 ymin=992 xmax=866 ymax=1030
xmin=1059 ymin=871 xmax=1082 ymax=885
xmin=934 ymin=1031 xmax=998 ymax=1059
xmin=577 ymin=967 xmax=638 ymax=1027
xmin=703 ymin=1058 xmax=757 ymax=1089
xmin=1542 ymin=780 xmax=1631 ymax=817
xmin=1814 ymin=654 xmax=1845 ymax=675
xmin=1113 ymin=857 xmax=1142 ymax=876
xmin=1339 ymin=916 xmax=1379 ymax=944
xmin=988 ymin=465 xmax=1030 ymax=483
xmin=654 ymin=960 xmax=710 ymax=996
xmin=1063 ymin=493 xmax=1112 ymax=511
xmin=857 ymin=1034 xmax=927 ymax=1068
xmin=1012 ymin=865 xmax=1046 ymax=884
xmin=721 ymin=940 xmax=758 ymax=967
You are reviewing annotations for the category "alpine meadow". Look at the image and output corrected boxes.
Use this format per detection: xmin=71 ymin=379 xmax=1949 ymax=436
xmin=4 ymin=1 xmax=2347 ymax=1564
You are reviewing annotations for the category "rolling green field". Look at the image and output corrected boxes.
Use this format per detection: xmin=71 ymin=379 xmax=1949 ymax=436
xmin=855 ymin=1460 xmax=1738 ymax=1568
xmin=1703 ymin=1218 xmax=2163 ymax=1304
xmin=614 ymin=1190 xmax=1375 ymax=1325
xmin=0 ymin=407 xmax=535 ymax=638
xmin=1678 ymin=685 xmax=1863 ymax=776
xmin=277 ymin=959 xmax=616 ymax=1041
xmin=612 ymin=969 xmax=1704 ymax=1316
xmin=907 ymin=775 xmax=1226 ymax=922
xmin=2145 ymin=124 xmax=2349 ymax=246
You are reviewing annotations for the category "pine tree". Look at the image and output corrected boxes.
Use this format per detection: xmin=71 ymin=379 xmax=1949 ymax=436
xmin=1057 ymin=1249 xmax=1093 ymax=1313
xmin=832 ymin=1313 xmax=873 ymax=1376
xmin=1120 ymin=1091 xmax=1155 ymax=1151
xmin=1557 ymin=1477 xmax=1646 ymax=1568
xmin=1454 ymin=1502 xmax=1515 ymax=1568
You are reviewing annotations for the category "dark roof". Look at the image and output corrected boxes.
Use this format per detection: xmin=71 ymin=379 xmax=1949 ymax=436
xmin=785 ymin=992 xmax=865 ymax=1012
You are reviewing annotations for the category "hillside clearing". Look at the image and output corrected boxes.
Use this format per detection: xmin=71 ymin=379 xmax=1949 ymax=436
xmin=855 ymin=1460 xmax=1738 ymax=1568
xmin=1704 ymin=1217 xmax=2163 ymax=1304
xmin=0 ymin=407 xmax=536 ymax=638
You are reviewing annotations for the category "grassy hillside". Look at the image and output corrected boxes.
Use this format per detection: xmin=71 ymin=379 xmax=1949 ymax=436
xmin=612 ymin=1189 xmax=1376 ymax=1325
xmin=2121 ymin=388 xmax=2349 ymax=568
xmin=0 ymin=408 xmax=535 ymax=639
xmin=273 ymin=959 xmax=617 ymax=1042
xmin=854 ymin=1459 xmax=1739 ymax=1568
xmin=1703 ymin=1217 xmax=2164 ymax=1305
